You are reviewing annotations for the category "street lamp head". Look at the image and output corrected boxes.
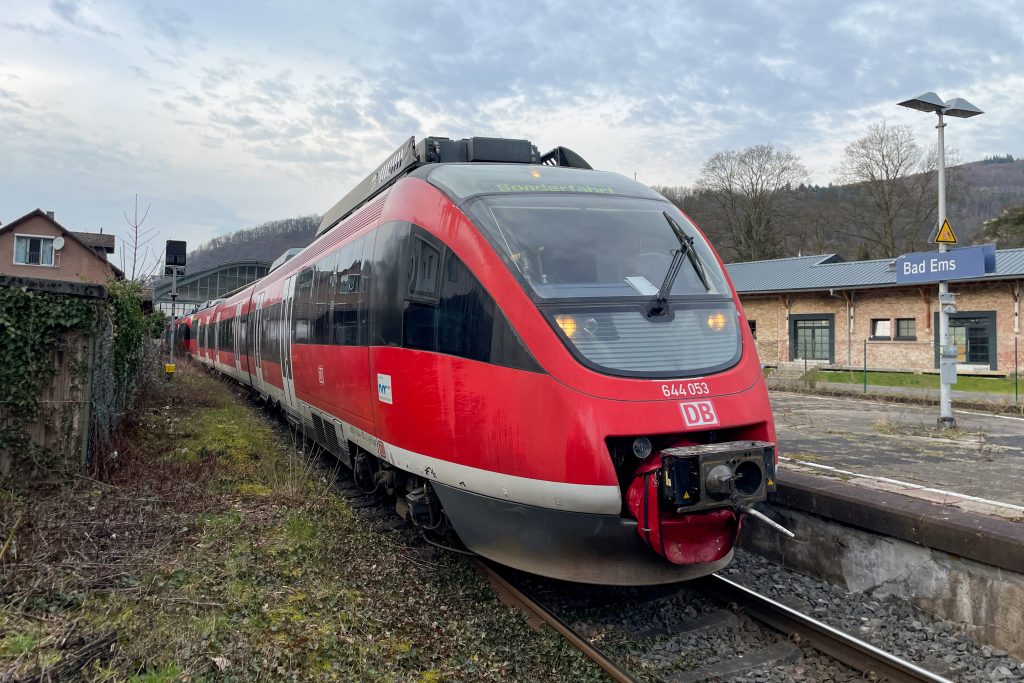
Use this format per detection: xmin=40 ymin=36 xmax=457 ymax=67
xmin=942 ymin=97 xmax=984 ymax=118
xmin=897 ymin=91 xmax=946 ymax=113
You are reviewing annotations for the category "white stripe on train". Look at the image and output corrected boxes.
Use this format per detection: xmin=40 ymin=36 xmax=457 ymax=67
xmin=201 ymin=353 xmax=622 ymax=516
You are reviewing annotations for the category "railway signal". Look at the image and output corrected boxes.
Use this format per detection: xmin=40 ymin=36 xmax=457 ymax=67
xmin=165 ymin=240 xmax=186 ymax=379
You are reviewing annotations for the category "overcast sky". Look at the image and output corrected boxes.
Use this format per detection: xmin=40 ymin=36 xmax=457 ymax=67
xmin=2 ymin=0 xmax=1021 ymax=265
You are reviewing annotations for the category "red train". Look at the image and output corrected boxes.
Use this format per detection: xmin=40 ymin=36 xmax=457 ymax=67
xmin=182 ymin=137 xmax=777 ymax=585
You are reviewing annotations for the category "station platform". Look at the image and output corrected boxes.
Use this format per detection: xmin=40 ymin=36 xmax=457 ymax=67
xmin=769 ymin=390 xmax=1024 ymax=522
xmin=768 ymin=380 xmax=1022 ymax=411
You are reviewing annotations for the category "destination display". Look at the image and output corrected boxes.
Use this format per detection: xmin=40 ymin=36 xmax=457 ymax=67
xmin=895 ymin=244 xmax=996 ymax=285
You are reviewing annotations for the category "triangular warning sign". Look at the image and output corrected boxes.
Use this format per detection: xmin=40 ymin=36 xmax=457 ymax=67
xmin=767 ymin=478 xmax=774 ymax=487
xmin=682 ymin=491 xmax=690 ymax=500
xmin=933 ymin=219 xmax=957 ymax=245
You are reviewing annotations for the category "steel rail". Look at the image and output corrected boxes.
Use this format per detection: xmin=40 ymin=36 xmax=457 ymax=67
xmin=700 ymin=573 xmax=955 ymax=683
xmin=476 ymin=561 xmax=638 ymax=683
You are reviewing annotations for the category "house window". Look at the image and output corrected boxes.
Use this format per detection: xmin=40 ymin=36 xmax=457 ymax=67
xmin=895 ymin=318 xmax=916 ymax=340
xmin=14 ymin=235 xmax=55 ymax=266
xmin=748 ymin=320 xmax=757 ymax=339
xmin=870 ymin=318 xmax=891 ymax=340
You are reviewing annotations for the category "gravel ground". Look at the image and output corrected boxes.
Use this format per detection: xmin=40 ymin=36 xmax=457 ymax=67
xmin=722 ymin=549 xmax=1024 ymax=682
xmin=514 ymin=570 xmax=863 ymax=682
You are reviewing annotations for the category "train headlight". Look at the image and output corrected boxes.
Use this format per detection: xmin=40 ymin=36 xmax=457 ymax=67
xmin=555 ymin=314 xmax=577 ymax=338
xmin=632 ymin=437 xmax=653 ymax=459
xmin=706 ymin=312 xmax=727 ymax=332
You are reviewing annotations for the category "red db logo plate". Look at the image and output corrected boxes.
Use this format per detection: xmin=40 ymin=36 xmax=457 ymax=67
xmin=680 ymin=400 xmax=719 ymax=428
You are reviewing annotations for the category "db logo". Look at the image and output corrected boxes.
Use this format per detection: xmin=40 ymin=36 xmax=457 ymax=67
xmin=679 ymin=400 xmax=719 ymax=428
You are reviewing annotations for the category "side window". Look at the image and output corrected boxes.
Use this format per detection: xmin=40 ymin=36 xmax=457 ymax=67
xmin=403 ymin=228 xmax=444 ymax=351
xmin=408 ymin=235 xmax=441 ymax=298
xmin=437 ymin=254 xmax=491 ymax=360
xmin=238 ymin=314 xmax=247 ymax=351
xmin=437 ymin=252 xmax=540 ymax=371
xmin=368 ymin=221 xmax=409 ymax=347
xmin=332 ymin=237 xmax=363 ymax=345
xmin=313 ymin=255 xmax=335 ymax=345
xmin=294 ymin=268 xmax=314 ymax=343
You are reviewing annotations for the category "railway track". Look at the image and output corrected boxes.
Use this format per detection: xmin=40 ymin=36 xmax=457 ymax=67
xmin=480 ymin=561 xmax=956 ymax=683
xmin=292 ymin=425 xmax=960 ymax=683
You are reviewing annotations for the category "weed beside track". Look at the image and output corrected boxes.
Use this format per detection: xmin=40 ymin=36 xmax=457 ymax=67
xmin=0 ymin=362 xmax=602 ymax=682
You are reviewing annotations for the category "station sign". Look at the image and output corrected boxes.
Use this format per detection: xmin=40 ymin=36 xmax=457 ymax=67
xmin=895 ymin=244 xmax=996 ymax=285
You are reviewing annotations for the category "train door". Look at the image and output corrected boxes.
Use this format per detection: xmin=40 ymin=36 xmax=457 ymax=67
xmin=252 ymin=291 xmax=265 ymax=393
xmin=213 ymin=312 xmax=221 ymax=368
xmin=234 ymin=302 xmax=243 ymax=377
xmin=281 ymin=275 xmax=299 ymax=413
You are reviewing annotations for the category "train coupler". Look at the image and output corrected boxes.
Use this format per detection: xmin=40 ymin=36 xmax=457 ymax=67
xmin=660 ymin=441 xmax=776 ymax=513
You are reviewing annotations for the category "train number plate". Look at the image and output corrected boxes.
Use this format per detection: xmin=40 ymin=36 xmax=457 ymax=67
xmin=679 ymin=400 xmax=719 ymax=428
xmin=660 ymin=381 xmax=710 ymax=398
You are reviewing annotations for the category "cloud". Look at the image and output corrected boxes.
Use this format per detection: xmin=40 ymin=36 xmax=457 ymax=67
xmin=4 ymin=0 xmax=1024 ymax=244
xmin=138 ymin=3 xmax=203 ymax=47
xmin=2 ymin=22 xmax=60 ymax=37
xmin=49 ymin=0 xmax=118 ymax=37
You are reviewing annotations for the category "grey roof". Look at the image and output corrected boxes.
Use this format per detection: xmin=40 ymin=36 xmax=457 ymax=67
xmin=727 ymin=248 xmax=1024 ymax=294
xmin=72 ymin=231 xmax=115 ymax=253
xmin=152 ymin=259 xmax=271 ymax=299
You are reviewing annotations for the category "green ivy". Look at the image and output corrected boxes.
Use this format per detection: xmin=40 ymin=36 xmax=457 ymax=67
xmin=0 ymin=287 xmax=102 ymax=460
xmin=0 ymin=280 xmax=157 ymax=478
xmin=108 ymin=280 xmax=146 ymax=396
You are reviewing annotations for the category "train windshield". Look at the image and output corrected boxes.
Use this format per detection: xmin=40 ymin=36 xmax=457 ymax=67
xmin=431 ymin=165 xmax=742 ymax=377
xmin=462 ymin=193 xmax=729 ymax=301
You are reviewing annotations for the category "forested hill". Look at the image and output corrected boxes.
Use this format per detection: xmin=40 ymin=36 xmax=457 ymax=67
xmin=176 ymin=157 xmax=1024 ymax=278
xmin=185 ymin=215 xmax=321 ymax=274
xmin=657 ymin=156 xmax=1024 ymax=263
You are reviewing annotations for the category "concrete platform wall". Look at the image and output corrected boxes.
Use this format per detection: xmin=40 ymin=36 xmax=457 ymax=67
xmin=741 ymin=504 xmax=1024 ymax=657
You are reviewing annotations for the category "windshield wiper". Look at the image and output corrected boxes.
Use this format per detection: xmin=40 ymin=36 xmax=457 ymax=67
xmin=649 ymin=211 xmax=710 ymax=316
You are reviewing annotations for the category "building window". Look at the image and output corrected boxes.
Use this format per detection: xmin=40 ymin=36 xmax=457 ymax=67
xmin=870 ymin=318 xmax=891 ymax=340
xmin=14 ymin=235 xmax=55 ymax=266
xmin=895 ymin=318 xmax=916 ymax=340
xmin=791 ymin=317 xmax=833 ymax=361
xmin=748 ymin=320 xmax=757 ymax=339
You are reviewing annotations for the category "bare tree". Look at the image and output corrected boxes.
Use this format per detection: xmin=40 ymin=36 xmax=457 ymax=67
xmin=789 ymin=186 xmax=844 ymax=256
xmin=695 ymin=144 xmax=809 ymax=262
xmin=834 ymin=121 xmax=965 ymax=258
xmin=119 ymin=195 xmax=162 ymax=281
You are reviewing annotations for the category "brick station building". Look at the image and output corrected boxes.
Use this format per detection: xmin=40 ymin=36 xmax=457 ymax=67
xmin=726 ymin=249 xmax=1024 ymax=374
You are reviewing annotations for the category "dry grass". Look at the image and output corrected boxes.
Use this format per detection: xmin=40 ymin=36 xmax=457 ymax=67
xmin=0 ymin=361 xmax=601 ymax=682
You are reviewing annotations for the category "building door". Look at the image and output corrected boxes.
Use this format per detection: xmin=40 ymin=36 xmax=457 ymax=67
xmin=790 ymin=315 xmax=834 ymax=362
xmin=934 ymin=311 xmax=996 ymax=370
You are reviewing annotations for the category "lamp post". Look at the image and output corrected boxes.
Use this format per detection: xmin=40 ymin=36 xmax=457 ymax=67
xmin=897 ymin=92 xmax=983 ymax=429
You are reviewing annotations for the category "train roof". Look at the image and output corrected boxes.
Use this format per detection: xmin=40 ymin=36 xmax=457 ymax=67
xmin=316 ymin=136 xmax=592 ymax=238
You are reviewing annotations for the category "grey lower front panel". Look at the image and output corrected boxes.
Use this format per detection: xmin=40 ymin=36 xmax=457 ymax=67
xmin=433 ymin=484 xmax=732 ymax=586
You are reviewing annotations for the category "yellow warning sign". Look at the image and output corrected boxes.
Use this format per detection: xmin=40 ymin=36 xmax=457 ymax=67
xmin=767 ymin=479 xmax=774 ymax=487
xmin=682 ymin=491 xmax=690 ymax=500
xmin=934 ymin=219 xmax=957 ymax=245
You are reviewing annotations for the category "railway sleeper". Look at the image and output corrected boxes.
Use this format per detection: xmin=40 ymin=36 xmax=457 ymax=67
xmin=667 ymin=640 xmax=802 ymax=683
xmin=632 ymin=608 xmax=737 ymax=640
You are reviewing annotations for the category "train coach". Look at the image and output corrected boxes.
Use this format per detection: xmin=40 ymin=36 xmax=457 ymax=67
xmin=186 ymin=136 xmax=779 ymax=585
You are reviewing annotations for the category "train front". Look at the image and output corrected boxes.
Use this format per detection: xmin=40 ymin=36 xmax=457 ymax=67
xmin=418 ymin=164 xmax=777 ymax=585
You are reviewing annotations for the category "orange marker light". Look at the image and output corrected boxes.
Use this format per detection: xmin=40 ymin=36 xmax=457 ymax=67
xmin=530 ymin=169 xmax=542 ymax=178
xmin=707 ymin=312 xmax=727 ymax=331
xmin=555 ymin=315 xmax=577 ymax=338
